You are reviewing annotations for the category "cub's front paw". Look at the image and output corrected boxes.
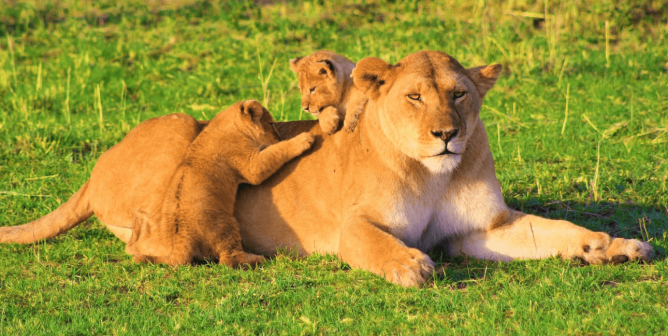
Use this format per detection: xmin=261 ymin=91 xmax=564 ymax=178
xmin=318 ymin=106 xmax=341 ymax=135
xmin=293 ymin=132 xmax=315 ymax=152
xmin=381 ymin=248 xmax=435 ymax=287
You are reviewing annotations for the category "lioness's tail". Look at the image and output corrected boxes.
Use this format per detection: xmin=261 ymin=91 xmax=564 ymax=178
xmin=0 ymin=182 xmax=93 ymax=244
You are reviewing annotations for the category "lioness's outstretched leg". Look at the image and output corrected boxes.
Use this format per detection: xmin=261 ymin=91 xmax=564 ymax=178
xmin=448 ymin=209 xmax=654 ymax=264
xmin=339 ymin=216 xmax=435 ymax=287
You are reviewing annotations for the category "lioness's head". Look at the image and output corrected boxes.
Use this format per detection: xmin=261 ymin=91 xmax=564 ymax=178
xmin=229 ymin=100 xmax=281 ymax=145
xmin=290 ymin=50 xmax=356 ymax=116
xmin=352 ymin=51 xmax=502 ymax=174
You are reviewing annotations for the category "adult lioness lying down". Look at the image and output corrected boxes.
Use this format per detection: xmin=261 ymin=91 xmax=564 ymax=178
xmin=1 ymin=51 xmax=653 ymax=287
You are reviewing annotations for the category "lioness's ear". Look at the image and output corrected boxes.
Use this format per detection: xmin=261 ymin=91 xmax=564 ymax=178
xmin=467 ymin=64 xmax=502 ymax=99
xmin=289 ymin=57 xmax=302 ymax=73
xmin=352 ymin=57 xmax=394 ymax=100
xmin=241 ymin=100 xmax=265 ymax=122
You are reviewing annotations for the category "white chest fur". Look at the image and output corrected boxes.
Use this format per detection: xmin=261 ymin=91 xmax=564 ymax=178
xmin=384 ymin=175 xmax=448 ymax=248
xmin=384 ymin=173 xmax=507 ymax=251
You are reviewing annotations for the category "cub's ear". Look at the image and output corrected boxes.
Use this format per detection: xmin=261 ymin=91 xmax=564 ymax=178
xmin=289 ymin=57 xmax=302 ymax=73
xmin=352 ymin=57 xmax=394 ymax=100
xmin=316 ymin=59 xmax=336 ymax=78
xmin=467 ymin=64 xmax=502 ymax=99
xmin=240 ymin=100 xmax=265 ymax=122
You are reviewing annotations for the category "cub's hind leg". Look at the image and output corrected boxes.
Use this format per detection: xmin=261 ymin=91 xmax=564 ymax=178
xmin=133 ymin=253 xmax=191 ymax=266
xmin=210 ymin=215 xmax=264 ymax=268
xmin=132 ymin=235 xmax=195 ymax=266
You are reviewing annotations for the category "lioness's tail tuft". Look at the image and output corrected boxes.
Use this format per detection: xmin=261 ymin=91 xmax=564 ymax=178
xmin=0 ymin=182 xmax=93 ymax=244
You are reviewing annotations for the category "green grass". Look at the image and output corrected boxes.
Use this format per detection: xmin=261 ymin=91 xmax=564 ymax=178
xmin=1 ymin=0 xmax=667 ymax=334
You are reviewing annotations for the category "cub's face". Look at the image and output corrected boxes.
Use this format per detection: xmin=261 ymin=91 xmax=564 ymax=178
xmin=291 ymin=57 xmax=343 ymax=116
xmin=352 ymin=51 xmax=502 ymax=174
xmin=234 ymin=100 xmax=281 ymax=145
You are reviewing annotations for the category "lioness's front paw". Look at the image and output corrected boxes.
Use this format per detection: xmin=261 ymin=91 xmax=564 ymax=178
xmin=318 ymin=106 xmax=341 ymax=135
xmin=381 ymin=248 xmax=435 ymax=287
xmin=579 ymin=232 xmax=653 ymax=264
xmin=606 ymin=238 xmax=653 ymax=264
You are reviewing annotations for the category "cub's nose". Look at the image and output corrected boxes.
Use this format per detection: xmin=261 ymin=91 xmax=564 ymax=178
xmin=431 ymin=129 xmax=459 ymax=144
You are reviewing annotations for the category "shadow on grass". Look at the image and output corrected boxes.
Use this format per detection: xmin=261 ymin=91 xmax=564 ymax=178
xmin=506 ymin=198 xmax=668 ymax=241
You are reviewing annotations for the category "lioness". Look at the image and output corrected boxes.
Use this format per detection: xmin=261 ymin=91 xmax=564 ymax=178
xmin=235 ymin=51 xmax=653 ymax=286
xmin=1 ymin=51 xmax=653 ymax=287
xmin=290 ymin=50 xmax=368 ymax=134
xmin=129 ymin=100 xmax=314 ymax=267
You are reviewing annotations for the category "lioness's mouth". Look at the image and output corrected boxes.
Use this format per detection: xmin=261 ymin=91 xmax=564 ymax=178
xmin=432 ymin=148 xmax=460 ymax=156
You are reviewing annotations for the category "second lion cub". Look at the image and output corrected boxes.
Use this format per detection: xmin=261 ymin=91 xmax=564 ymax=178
xmin=131 ymin=100 xmax=314 ymax=267
xmin=290 ymin=50 xmax=368 ymax=134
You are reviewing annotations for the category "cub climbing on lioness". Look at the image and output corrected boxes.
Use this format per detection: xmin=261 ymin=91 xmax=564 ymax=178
xmin=290 ymin=50 xmax=368 ymax=134
xmin=129 ymin=100 xmax=314 ymax=267
xmin=0 ymin=100 xmax=314 ymax=268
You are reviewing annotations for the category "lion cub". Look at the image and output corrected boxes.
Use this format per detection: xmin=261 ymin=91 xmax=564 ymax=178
xmin=132 ymin=100 xmax=314 ymax=267
xmin=290 ymin=50 xmax=368 ymax=134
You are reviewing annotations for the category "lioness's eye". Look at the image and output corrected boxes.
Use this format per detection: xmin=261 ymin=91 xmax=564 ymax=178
xmin=407 ymin=94 xmax=421 ymax=101
xmin=310 ymin=87 xmax=316 ymax=94
xmin=453 ymin=91 xmax=466 ymax=99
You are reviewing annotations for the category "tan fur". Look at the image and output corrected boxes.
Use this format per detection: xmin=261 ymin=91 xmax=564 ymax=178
xmin=129 ymin=100 xmax=314 ymax=267
xmin=235 ymin=51 xmax=653 ymax=286
xmin=1 ymin=112 xmax=203 ymax=245
xmin=2 ymin=101 xmax=314 ymax=268
xmin=1 ymin=51 xmax=653 ymax=287
xmin=290 ymin=50 xmax=368 ymax=134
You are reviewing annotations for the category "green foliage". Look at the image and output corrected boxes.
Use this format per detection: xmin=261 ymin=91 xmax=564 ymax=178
xmin=1 ymin=0 xmax=667 ymax=334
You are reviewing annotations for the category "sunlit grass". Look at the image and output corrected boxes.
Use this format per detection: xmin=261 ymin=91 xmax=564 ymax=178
xmin=1 ymin=0 xmax=667 ymax=334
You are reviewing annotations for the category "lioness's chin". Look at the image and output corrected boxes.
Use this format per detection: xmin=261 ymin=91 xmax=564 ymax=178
xmin=420 ymin=155 xmax=462 ymax=174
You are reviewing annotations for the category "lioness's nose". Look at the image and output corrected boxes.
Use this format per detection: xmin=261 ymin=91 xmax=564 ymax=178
xmin=431 ymin=129 xmax=459 ymax=143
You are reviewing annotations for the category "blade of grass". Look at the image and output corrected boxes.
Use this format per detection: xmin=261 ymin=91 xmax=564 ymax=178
xmin=96 ymin=84 xmax=104 ymax=133
xmin=605 ymin=20 xmax=610 ymax=68
xmin=561 ymin=84 xmax=570 ymax=135
xmin=7 ymin=35 xmax=17 ymax=87
xmin=65 ymin=67 xmax=71 ymax=124
xmin=592 ymin=138 xmax=601 ymax=201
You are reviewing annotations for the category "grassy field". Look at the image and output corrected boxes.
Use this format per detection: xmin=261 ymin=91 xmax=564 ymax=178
xmin=1 ymin=0 xmax=667 ymax=334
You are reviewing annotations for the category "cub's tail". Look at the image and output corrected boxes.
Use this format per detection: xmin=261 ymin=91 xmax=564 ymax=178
xmin=0 ymin=182 xmax=94 ymax=244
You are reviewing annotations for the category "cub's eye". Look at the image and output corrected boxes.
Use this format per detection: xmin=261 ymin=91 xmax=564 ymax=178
xmin=453 ymin=91 xmax=466 ymax=99
xmin=407 ymin=94 xmax=421 ymax=101
xmin=309 ymin=87 xmax=316 ymax=94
